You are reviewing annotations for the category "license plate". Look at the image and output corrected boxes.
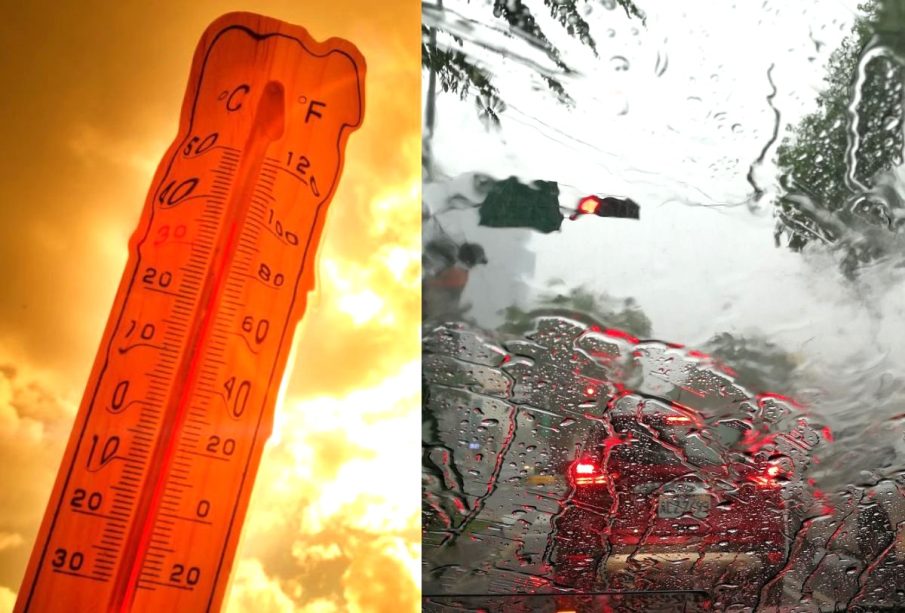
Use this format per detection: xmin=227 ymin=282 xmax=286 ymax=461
xmin=658 ymin=493 xmax=710 ymax=518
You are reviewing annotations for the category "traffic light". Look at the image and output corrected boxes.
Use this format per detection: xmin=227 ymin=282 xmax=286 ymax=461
xmin=573 ymin=195 xmax=640 ymax=220
xmin=478 ymin=177 xmax=564 ymax=233
xmin=476 ymin=178 xmax=641 ymax=233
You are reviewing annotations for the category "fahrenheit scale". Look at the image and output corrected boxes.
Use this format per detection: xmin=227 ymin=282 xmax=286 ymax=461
xmin=16 ymin=12 xmax=364 ymax=612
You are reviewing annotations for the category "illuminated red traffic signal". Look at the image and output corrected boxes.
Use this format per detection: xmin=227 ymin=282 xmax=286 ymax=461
xmin=572 ymin=195 xmax=640 ymax=220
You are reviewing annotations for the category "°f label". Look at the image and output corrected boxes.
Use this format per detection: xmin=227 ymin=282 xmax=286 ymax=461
xmin=15 ymin=12 xmax=365 ymax=613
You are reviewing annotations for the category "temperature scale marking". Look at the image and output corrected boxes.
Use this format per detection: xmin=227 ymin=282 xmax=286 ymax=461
xmin=16 ymin=12 xmax=365 ymax=612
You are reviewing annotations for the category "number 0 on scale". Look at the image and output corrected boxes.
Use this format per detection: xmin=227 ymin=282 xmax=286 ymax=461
xmin=16 ymin=12 xmax=365 ymax=612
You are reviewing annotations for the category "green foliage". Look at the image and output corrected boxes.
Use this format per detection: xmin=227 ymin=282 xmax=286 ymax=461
xmin=542 ymin=0 xmax=597 ymax=55
xmin=498 ymin=284 xmax=652 ymax=338
xmin=774 ymin=0 xmax=905 ymax=274
xmin=615 ymin=0 xmax=645 ymax=23
xmin=422 ymin=0 xmax=644 ymax=123
xmin=422 ymin=25 xmax=500 ymax=104
xmin=491 ymin=0 xmax=574 ymax=71
xmin=702 ymin=332 xmax=800 ymax=396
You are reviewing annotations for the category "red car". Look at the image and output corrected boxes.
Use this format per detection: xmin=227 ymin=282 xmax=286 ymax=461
xmin=552 ymin=398 xmax=791 ymax=605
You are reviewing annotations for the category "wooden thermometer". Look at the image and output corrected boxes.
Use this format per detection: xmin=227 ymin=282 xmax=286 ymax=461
xmin=16 ymin=12 xmax=365 ymax=612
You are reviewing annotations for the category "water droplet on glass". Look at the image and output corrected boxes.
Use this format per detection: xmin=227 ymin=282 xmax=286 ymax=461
xmin=610 ymin=56 xmax=629 ymax=72
xmin=480 ymin=418 xmax=499 ymax=427
xmin=655 ymin=51 xmax=668 ymax=77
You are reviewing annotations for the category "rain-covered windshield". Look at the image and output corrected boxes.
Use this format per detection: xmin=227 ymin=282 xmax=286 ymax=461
xmin=422 ymin=1 xmax=905 ymax=611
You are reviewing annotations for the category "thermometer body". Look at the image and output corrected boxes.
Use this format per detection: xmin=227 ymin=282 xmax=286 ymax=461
xmin=16 ymin=13 xmax=364 ymax=612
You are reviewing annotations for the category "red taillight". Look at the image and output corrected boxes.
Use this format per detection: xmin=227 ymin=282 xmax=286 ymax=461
xmin=663 ymin=415 xmax=693 ymax=425
xmin=575 ymin=475 xmax=609 ymax=485
xmin=572 ymin=460 xmax=611 ymax=486
xmin=749 ymin=462 xmax=787 ymax=488
xmin=575 ymin=462 xmax=596 ymax=474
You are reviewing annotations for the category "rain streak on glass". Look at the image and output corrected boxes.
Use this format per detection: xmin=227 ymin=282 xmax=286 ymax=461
xmin=423 ymin=0 xmax=905 ymax=611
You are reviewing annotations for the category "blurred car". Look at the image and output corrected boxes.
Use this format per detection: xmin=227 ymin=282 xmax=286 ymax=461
xmin=553 ymin=400 xmax=791 ymax=601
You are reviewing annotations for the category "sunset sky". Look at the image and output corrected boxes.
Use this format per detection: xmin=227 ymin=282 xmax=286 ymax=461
xmin=0 ymin=1 xmax=419 ymax=611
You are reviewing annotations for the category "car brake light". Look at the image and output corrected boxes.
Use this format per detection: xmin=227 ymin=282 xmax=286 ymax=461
xmin=749 ymin=462 xmax=787 ymax=488
xmin=663 ymin=415 xmax=693 ymax=425
xmin=575 ymin=475 xmax=609 ymax=485
xmin=572 ymin=460 xmax=611 ymax=486
xmin=575 ymin=462 xmax=596 ymax=474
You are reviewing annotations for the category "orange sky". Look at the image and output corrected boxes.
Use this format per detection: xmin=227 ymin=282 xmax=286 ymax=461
xmin=0 ymin=2 xmax=420 ymax=611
